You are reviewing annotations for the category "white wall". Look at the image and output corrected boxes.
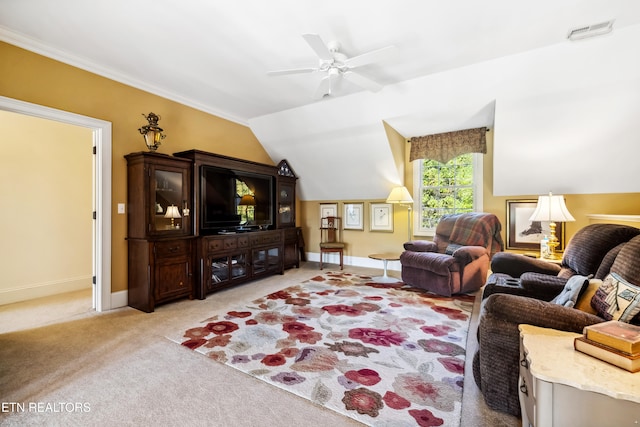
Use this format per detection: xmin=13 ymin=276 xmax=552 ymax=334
xmin=493 ymin=24 xmax=640 ymax=196
xmin=0 ymin=111 xmax=93 ymax=305
xmin=251 ymin=23 xmax=640 ymax=200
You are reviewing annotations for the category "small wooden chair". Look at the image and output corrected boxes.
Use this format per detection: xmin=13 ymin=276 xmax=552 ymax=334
xmin=320 ymin=216 xmax=345 ymax=269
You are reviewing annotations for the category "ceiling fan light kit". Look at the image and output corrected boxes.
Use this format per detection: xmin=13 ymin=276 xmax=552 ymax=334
xmin=268 ymin=34 xmax=396 ymax=99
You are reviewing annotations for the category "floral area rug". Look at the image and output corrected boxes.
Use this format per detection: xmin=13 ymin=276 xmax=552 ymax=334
xmin=168 ymin=272 xmax=475 ymax=426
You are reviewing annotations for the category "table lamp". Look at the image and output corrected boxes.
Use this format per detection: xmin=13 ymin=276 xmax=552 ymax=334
xmin=386 ymin=186 xmax=414 ymax=241
xmin=164 ymin=204 xmax=182 ymax=229
xmin=528 ymin=192 xmax=575 ymax=259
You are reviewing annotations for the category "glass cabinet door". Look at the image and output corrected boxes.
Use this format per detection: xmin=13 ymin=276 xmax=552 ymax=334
xmin=278 ymin=182 xmax=295 ymax=227
xmin=252 ymin=247 xmax=280 ymax=275
xmin=209 ymin=253 xmax=248 ymax=290
xmin=152 ymin=167 xmax=189 ymax=234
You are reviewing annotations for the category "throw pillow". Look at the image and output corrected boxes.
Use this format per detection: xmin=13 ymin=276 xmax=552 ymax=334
xmin=574 ymin=279 xmax=602 ymax=315
xmin=591 ymin=273 xmax=640 ymax=323
xmin=445 ymin=243 xmax=463 ymax=255
xmin=551 ymin=274 xmax=590 ymax=308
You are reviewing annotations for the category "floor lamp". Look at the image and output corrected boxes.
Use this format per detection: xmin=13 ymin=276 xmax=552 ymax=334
xmin=386 ymin=186 xmax=414 ymax=242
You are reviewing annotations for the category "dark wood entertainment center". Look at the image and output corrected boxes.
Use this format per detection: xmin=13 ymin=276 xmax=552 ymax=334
xmin=125 ymin=149 xmax=298 ymax=312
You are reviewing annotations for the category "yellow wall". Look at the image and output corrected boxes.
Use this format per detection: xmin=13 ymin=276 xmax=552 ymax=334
xmin=0 ymin=42 xmax=272 ymax=293
xmin=3 ymin=41 xmax=639 ymax=294
xmin=481 ymin=131 xmax=640 ymax=251
xmin=0 ymin=111 xmax=93 ymax=303
xmin=302 ymin=129 xmax=640 ymax=258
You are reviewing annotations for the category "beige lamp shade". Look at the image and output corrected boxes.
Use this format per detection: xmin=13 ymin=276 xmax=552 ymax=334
xmin=164 ymin=205 xmax=182 ymax=219
xmin=386 ymin=186 xmax=414 ymax=204
xmin=386 ymin=186 xmax=414 ymax=242
xmin=529 ymin=192 xmax=575 ymax=222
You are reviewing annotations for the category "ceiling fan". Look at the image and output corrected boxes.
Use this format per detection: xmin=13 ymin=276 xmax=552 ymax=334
xmin=268 ymin=34 xmax=396 ymax=99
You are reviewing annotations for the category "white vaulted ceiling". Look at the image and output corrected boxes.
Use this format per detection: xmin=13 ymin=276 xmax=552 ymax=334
xmin=2 ymin=1 xmax=640 ymax=199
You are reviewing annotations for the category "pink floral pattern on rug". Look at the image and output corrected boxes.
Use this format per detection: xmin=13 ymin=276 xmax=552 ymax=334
xmin=170 ymin=272 xmax=474 ymax=426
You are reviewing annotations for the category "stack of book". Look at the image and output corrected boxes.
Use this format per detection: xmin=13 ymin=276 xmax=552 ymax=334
xmin=574 ymin=320 xmax=640 ymax=373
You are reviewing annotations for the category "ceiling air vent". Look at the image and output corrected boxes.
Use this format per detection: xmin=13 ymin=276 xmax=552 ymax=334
xmin=567 ymin=20 xmax=614 ymax=41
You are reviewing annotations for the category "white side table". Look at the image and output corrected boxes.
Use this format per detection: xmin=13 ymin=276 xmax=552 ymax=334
xmin=518 ymin=324 xmax=640 ymax=427
xmin=368 ymin=253 xmax=401 ymax=283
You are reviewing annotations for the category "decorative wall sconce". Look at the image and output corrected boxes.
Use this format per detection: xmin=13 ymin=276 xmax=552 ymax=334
xmin=138 ymin=112 xmax=166 ymax=151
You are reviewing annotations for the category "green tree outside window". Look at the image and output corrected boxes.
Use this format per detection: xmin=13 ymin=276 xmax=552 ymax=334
xmin=419 ymin=153 xmax=474 ymax=229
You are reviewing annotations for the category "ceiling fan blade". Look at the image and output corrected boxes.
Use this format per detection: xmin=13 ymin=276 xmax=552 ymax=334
xmin=302 ymin=34 xmax=333 ymax=61
xmin=313 ymin=75 xmax=331 ymax=99
xmin=342 ymin=71 xmax=384 ymax=92
xmin=267 ymin=67 xmax=317 ymax=76
xmin=344 ymin=45 xmax=397 ymax=68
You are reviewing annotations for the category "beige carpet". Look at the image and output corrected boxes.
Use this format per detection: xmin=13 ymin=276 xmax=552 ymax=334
xmin=0 ymin=263 xmax=520 ymax=426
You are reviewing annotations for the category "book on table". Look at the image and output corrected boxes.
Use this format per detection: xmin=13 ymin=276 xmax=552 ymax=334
xmin=583 ymin=320 xmax=640 ymax=354
xmin=574 ymin=336 xmax=640 ymax=373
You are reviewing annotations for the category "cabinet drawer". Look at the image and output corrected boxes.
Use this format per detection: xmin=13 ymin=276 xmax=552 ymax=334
xmin=238 ymin=235 xmax=250 ymax=248
xmin=155 ymin=240 xmax=189 ymax=258
xmin=206 ymin=236 xmax=249 ymax=253
xmin=224 ymin=237 xmax=238 ymax=250
xmin=207 ymin=238 xmax=224 ymax=252
xmin=519 ymin=339 xmax=536 ymax=427
xmin=251 ymin=232 xmax=282 ymax=246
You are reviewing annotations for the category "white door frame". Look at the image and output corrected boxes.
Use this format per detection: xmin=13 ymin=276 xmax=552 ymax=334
xmin=0 ymin=96 xmax=112 ymax=311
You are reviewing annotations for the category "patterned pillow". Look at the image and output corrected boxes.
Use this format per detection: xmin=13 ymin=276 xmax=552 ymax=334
xmin=551 ymin=275 xmax=590 ymax=308
xmin=591 ymin=273 xmax=640 ymax=323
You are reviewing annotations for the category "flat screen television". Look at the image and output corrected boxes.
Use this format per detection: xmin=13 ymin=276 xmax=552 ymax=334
xmin=200 ymin=165 xmax=274 ymax=234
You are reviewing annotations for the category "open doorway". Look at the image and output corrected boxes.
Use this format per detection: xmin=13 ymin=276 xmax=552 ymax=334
xmin=0 ymin=96 xmax=112 ymax=311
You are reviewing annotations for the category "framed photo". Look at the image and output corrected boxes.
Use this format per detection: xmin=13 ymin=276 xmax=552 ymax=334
xmin=370 ymin=203 xmax=394 ymax=232
xmin=506 ymin=199 xmax=565 ymax=251
xmin=343 ymin=203 xmax=364 ymax=230
xmin=320 ymin=203 xmax=338 ymax=227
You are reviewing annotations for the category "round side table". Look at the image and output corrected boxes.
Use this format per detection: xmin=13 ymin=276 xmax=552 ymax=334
xmin=368 ymin=253 xmax=401 ymax=283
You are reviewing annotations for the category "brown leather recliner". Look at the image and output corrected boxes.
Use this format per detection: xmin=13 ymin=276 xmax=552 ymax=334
xmin=473 ymin=224 xmax=640 ymax=417
xmin=400 ymin=212 xmax=504 ymax=296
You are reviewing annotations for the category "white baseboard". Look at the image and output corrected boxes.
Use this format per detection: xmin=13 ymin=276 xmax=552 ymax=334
xmin=0 ymin=277 xmax=130 ymax=310
xmin=0 ymin=276 xmax=92 ymax=306
xmin=110 ymin=290 xmax=128 ymax=309
xmin=306 ymin=252 xmax=401 ymax=272
xmin=0 ymin=257 xmax=402 ymax=309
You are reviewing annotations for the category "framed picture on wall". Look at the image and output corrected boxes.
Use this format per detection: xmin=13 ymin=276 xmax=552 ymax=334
xmin=506 ymin=199 xmax=565 ymax=251
xmin=370 ymin=203 xmax=394 ymax=232
xmin=343 ymin=203 xmax=364 ymax=230
xmin=320 ymin=203 xmax=338 ymax=227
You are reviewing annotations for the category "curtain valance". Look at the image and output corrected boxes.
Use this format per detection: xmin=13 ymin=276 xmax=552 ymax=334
xmin=409 ymin=127 xmax=487 ymax=163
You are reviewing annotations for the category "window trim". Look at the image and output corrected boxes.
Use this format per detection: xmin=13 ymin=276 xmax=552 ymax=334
xmin=412 ymin=154 xmax=483 ymax=237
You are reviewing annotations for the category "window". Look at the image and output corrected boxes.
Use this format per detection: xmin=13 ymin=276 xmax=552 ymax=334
xmin=413 ymin=153 xmax=483 ymax=235
xmin=236 ymin=180 xmax=255 ymax=223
